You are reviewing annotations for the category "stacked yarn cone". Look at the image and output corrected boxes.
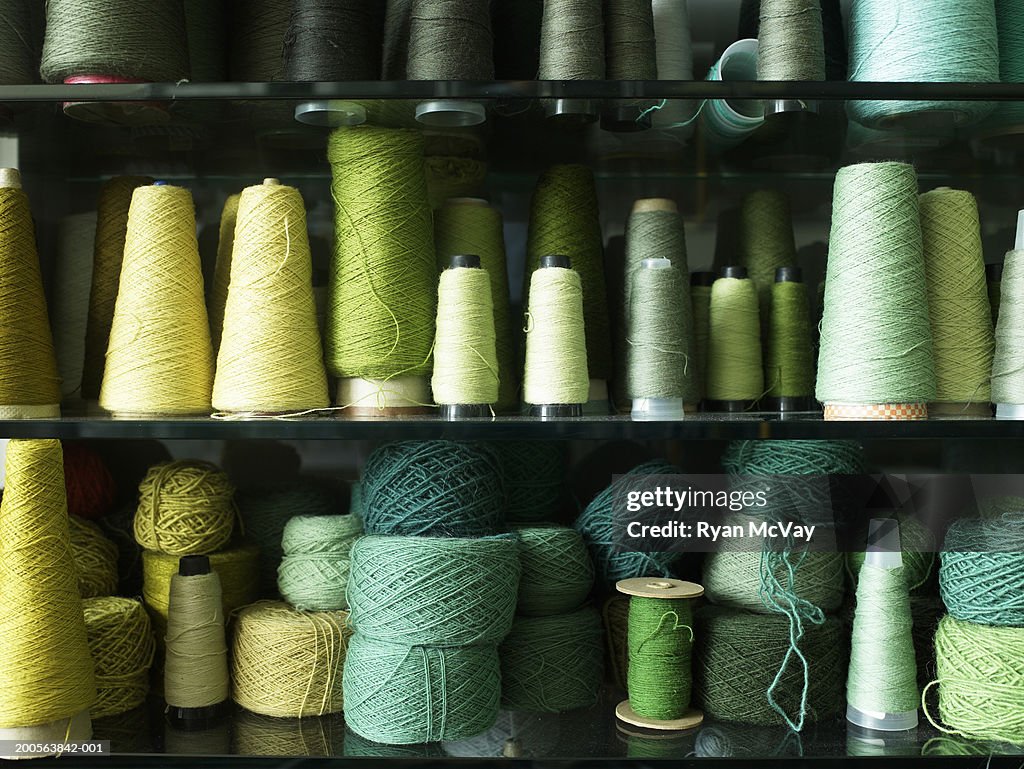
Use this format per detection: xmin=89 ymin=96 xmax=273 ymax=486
xmin=499 ymin=525 xmax=603 ymax=713
xmin=344 ymin=440 xmax=518 ymax=745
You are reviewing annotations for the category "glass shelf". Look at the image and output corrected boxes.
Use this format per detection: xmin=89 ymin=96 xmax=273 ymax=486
xmin=1 ymin=414 xmax=1023 ymax=441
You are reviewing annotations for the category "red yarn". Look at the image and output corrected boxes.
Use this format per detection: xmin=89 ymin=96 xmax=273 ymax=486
xmin=63 ymin=442 xmax=116 ymax=520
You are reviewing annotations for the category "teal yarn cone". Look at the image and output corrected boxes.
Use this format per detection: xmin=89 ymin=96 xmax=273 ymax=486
xmin=573 ymin=460 xmax=680 ymax=588
xmin=347 ymin=535 xmax=520 ymax=646
xmin=694 ymin=607 xmax=845 ymax=728
xmin=846 ymin=563 xmax=919 ymax=722
xmin=361 ymin=441 xmax=504 ymax=537
xmin=939 ymin=514 xmax=1024 ymax=627
xmin=816 ymin=162 xmax=936 ymax=409
xmin=847 ymin=0 xmax=998 ymax=129
xmin=514 ymin=526 xmax=593 ymax=617
xmin=982 ymin=0 xmax=1024 ymax=137
xmin=343 ymin=636 xmax=500 ymax=745
xmin=490 ymin=441 xmax=565 ymax=524
xmin=277 ymin=514 xmax=362 ymax=611
xmin=499 ymin=607 xmax=604 ymax=712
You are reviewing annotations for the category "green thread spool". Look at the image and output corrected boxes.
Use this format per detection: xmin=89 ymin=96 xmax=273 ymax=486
xmin=846 ymin=519 xmax=919 ymax=731
xmin=491 ymin=441 xmax=565 ymax=523
xmin=928 ymin=614 xmax=1024 ymax=745
xmin=705 ymin=266 xmax=763 ymax=410
xmin=615 ymin=578 xmax=704 ymax=732
xmin=343 ymin=636 xmax=501 ymax=745
xmin=525 ymin=165 xmax=611 ymax=404
xmin=694 ymin=607 xmax=845 ymax=728
xmin=764 ymin=267 xmax=815 ymax=411
xmin=817 ymin=162 xmax=935 ymax=420
xmin=919 ymin=187 xmax=993 ymax=415
xmin=522 ymin=257 xmax=590 ymax=416
xmin=988 ymin=262 xmax=1002 ymax=328
xmin=689 ymin=271 xmax=714 ymax=404
xmin=326 ymin=126 xmax=436 ymax=414
xmin=432 ymin=254 xmax=499 ymax=418
xmin=514 ymin=526 xmax=594 ymax=616
xmin=347 ymin=534 xmax=519 ymax=646
xmin=434 ymin=198 xmax=517 ymax=412
xmin=499 ymin=606 xmax=604 ymax=713
xmin=361 ymin=440 xmax=504 ymax=537
xmin=739 ymin=190 xmax=797 ymax=321
xmin=277 ymin=514 xmax=362 ymax=612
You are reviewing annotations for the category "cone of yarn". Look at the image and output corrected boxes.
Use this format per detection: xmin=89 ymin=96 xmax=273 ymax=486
xmin=604 ymin=0 xmax=657 ymax=80
xmin=650 ymin=0 xmax=696 ymax=131
xmin=523 ymin=264 xmax=591 ymax=407
xmin=739 ymin=190 xmax=797 ymax=318
xmin=0 ymin=439 xmax=97 ymax=731
xmin=82 ymin=597 xmax=155 ymax=719
xmin=992 ymin=250 xmax=1024 ymax=407
xmin=918 ymin=188 xmax=993 ymax=411
xmin=99 ymin=184 xmax=215 ymax=416
xmin=406 ymin=0 xmax=495 ymax=80
xmin=434 ymin=199 xmax=517 ymax=411
xmin=213 ymin=180 xmax=329 ymax=414
xmin=847 ymin=0 xmax=998 ymax=129
xmin=232 ymin=601 xmax=350 ymax=718
xmin=705 ymin=272 xmax=763 ymax=404
xmin=816 ymin=162 xmax=936 ymax=411
xmin=133 ymin=460 xmax=236 ymax=556
xmin=765 ymin=277 xmax=814 ymax=399
xmin=0 ymin=0 xmax=37 ymax=85
xmin=382 ymin=0 xmax=412 ymax=79
xmin=208 ymin=193 xmax=240 ymax=353
xmin=277 ymin=514 xmax=362 ymax=611
xmin=514 ymin=526 xmax=594 ymax=616
xmin=757 ymin=0 xmax=825 ymax=81
xmin=343 ymin=635 xmax=500 ymax=745
xmin=525 ymin=165 xmax=611 ymax=383
xmin=431 ymin=260 xmax=499 ymax=408
xmin=326 ymin=127 xmax=436 ymax=403
xmin=80 ymin=176 xmax=152 ymax=401
xmin=63 ymin=442 xmax=117 ymax=521
xmin=539 ymin=0 xmax=605 ymax=80
xmin=0 ymin=171 xmax=60 ymax=417
xmin=51 ymin=212 xmax=97 ymax=400
xmin=980 ymin=0 xmax=1024 ymax=137
xmin=626 ymin=260 xmax=692 ymax=404
xmin=69 ymin=515 xmax=119 ymax=598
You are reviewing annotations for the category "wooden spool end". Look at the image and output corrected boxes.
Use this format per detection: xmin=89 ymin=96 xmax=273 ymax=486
xmin=336 ymin=376 xmax=431 ymax=417
xmin=632 ymin=198 xmax=678 ymax=215
xmin=0 ymin=710 xmax=92 ymax=760
xmin=823 ymin=402 xmax=928 ymax=421
xmin=615 ymin=700 xmax=704 ymax=732
xmin=616 ymin=577 xmax=704 ymax=600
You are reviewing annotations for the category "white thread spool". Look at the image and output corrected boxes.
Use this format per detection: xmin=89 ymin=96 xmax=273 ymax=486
xmin=700 ymin=39 xmax=765 ymax=154
xmin=51 ymin=212 xmax=98 ymax=401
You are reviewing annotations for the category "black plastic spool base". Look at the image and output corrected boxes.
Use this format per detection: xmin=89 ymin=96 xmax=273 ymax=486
xmin=762 ymin=395 xmax=817 ymax=413
xmin=720 ymin=265 xmax=748 ymax=279
xmin=703 ymin=399 xmax=756 ymax=413
xmin=165 ymin=701 xmax=228 ymax=732
xmin=528 ymin=403 xmax=584 ymax=419
xmin=600 ymin=103 xmax=653 ymax=133
xmin=439 ymin=403 xmax=492 ymax=420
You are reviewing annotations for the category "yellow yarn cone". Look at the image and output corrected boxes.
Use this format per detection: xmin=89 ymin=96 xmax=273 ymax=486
xmin=0 ymin=169 xmax=61 ymax=417
xmin=0 ymin=439 xmax=97 ymax=734
xmin=213 ymin=179 xmax=329 ymax=414
xmin=81 ymin=176 xmax=152 ymax=401
xmin=209 ymin=192 xmax=240 ymax=353
xmin=99 ymin=184 xmax=214 ymax=416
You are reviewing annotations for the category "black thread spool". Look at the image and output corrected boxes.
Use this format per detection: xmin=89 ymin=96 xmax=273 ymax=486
xmin=40 ymin=0 xmax=189 ymax=126
xmin=285 ymin=0 xmax=386 ymax=127
xmin=762 ymin=266 xmax=817 ymax=415
xmin=406 ymin=0 xmax=493 ymax=127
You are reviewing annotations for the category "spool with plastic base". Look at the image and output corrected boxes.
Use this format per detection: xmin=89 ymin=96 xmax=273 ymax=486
xmin=62 ymin=76 xmax=169 ymax=127
xmin=416 ymin=100 xmax=486 ymax=128
xmin=336 ymin=376 xmax=431 ymax=417
xmin=294 ymin=101 xmax=367 ymax=127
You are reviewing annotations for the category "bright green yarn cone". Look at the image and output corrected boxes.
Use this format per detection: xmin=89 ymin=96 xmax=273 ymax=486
xmin=765 ymin=279 xmax=814 ymax=398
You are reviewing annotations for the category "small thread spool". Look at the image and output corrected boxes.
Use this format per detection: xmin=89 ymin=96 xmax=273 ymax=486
xmin=99 ymin=183 xmax=215 ymax=417
xmin=285 ymin=0 xmax=384 ymax=126
xmin=82 ymin=597 xmax=154 ymax=720
xmin=407 ymin=0 xmax=492 ymax=127
xmin=164 ymin=555 xmax=229 ymax=728
xmin=212 ymin=179 xmax=330 ymax=415
xmin=690 ymin=271 xmax=714 ymax=405
xmin=133 ymin=460 xmax=236 ymax=556
xmin=277 ymin=514 xmax=362 ymax=612
xmin=817 ymin=162 xmax=934 ymax=421
xmin=432 ymin=254 xmax=499 ymax=419
xmin=700 ymin=39 xmax=765 ymax=153
xmin=615 ymin=578 xmax=704 ymax=732
xmin=232 ymin=601 xmax=351 ymax=718
xmin=41 ymin=0 xmax=187 ymax=126
xmin=51 ymin=212 xmax=97 ymax=401
xmin=69 ymin=515 xmax=119 ymax=598
xmin=538 ymin=0 xmax=603 ymax=121
xmin=627 ymin=259 xmax=689 ymax=421
xmin=705 ymin=266 xmax=763 ymax=411
xmin=523 ymin=256 xmax=589 ymax=418
xmin=81 ymin=175 xmax=153 ymax=402
xmin=764 ymin=267 xmax=815 ymax=412
xmin=0 ymin=168 xmax=60 ymax=418
xmin=988 ymin=262 xmax=1003 ymax=328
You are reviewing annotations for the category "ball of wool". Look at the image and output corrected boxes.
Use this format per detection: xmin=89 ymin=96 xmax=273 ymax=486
xmin=514 ymin=525 xmax=594 ymax=616
xmin=722 ymin=439 xmax=866 ymax=476
xmin=133 ymin=460 xmax=236 ymax=555
xmin=347 ymin=534 xmax=520 ymax=646
xmin=574 ymin=459 xmax=681 ymax=588
xmin=277 ymin=514 xmax=362 ymax=611
xmin=491 ymin=441 xmax=565 ymax=523
xmin=63 ymin=442 xmax=116 ymax=520
xmin=704 ymin=548 xmax=846 ymax=614
xmin=499 ymin=607 xmax=604 ymax=712
xmin=82 ymin=597 xmax=155 ymax=718
xmin=69 ymin=514 xmax=119 ymax=598
xmin=940 ymin=514 xmax=1024 ymax=627
xmin=343 ymin=635 xmax=501 ymax=745
xmin=362 ymin=441 xmax=504 ymax=537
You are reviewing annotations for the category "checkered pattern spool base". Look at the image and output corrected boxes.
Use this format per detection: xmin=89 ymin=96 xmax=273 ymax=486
xmin=823 ymin=402 xmax=928 ymax=421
